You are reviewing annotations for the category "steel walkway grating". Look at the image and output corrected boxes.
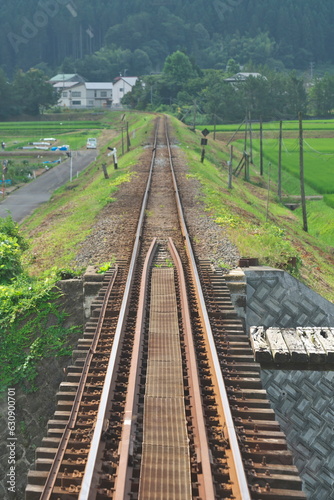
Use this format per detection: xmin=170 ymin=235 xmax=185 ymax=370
xmin=138 ymin=268 xmax=192 ymax=500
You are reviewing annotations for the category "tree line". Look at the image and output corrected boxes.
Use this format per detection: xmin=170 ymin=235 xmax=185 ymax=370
xmin=122 ymin=52 xmax=334 ymax=122
xmin=1 ymin=0 xmax=334 ymax=78
xmin=2 ymin=52 xmax=334 ymax=121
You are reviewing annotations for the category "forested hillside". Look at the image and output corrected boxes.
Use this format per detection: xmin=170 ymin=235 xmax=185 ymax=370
xmin=1 ymin=0 xmax=334 ymax=78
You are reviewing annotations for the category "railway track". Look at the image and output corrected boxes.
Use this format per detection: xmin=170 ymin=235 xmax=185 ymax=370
xmin=26 ymin=117 xmax=306 ymax=500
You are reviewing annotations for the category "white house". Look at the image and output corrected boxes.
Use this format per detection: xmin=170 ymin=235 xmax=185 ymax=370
xmin=224 ymin=72 xmax=266 ymax=83
xmin=112 ymin=77 xmax=138 ymax=105
xmin=54 ymin=81 xmax=113 ymax=108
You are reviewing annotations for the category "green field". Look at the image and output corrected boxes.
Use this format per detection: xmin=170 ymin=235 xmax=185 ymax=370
xmin=0 ymin=121 xmax=108 ymax=151
xmin=216 ymin=119 xmax=334 ymax=247
xmin=202 ymin=119 xmax=334 ymax=133
xmin=236 ymin=137 xmax=334 ymax=196
xmin=0 ymin=120 xmax=108 ymax=135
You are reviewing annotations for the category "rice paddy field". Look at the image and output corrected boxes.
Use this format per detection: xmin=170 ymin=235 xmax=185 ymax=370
xmin=0 ymin=120 xmax=108 ymax=151
xmin=201 ymin=119 xmax=334 ymax=247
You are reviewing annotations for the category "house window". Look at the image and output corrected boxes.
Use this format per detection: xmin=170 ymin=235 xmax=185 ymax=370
xmin=62 ymin=91 xmax=68 ymax=97
xmin=88 ymin=100 xmax=94 ymax=106
xmin=100 ymin=91 xmax=107 ymax=97
xmin=72 ymin=91 xmax=81 ymax=97
xmin=72 ymin=100 xmax=81 ymax=105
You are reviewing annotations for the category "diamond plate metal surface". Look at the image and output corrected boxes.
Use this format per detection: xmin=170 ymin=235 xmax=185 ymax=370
xmin=261 ymin=370 xmax=334 ymax=500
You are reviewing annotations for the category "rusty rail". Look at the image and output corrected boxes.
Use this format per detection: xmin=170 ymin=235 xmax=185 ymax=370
xmin=165 ymin=118 xmax=252 ymax=499
xmin=39 ymin=266 xmax=119 ymax=500
xmin=79 ymin=122 xmax=160 ymax=500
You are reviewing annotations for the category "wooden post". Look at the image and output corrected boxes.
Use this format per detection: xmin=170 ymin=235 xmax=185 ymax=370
xmin=2 ymin=160 xmax=8 ymax=200
xmin=102 ymin=163 xmax=109 ymax=179
xmin=244 ymin=114 xmax=248 ymax=153
xmin=266 ymin=162 xmax=271 ymax=221
xmin=260 ymin=117 xmax=263 ymax=176
xmin=192 ymin=100 xmax=197 ymax=131
xmin=299 ymin=112 xmax=308 ymax=232
xmin=213 ymin=114 xmax=216 ymax=141
xmin=2 ymin=172 xmax=5 ymax=200
xmin=126 ymin=121 xmax=131 ymax=151
xmin=249 ymin=111 xmax=253 ymax=163
xmin=228 ymin=145 xmax=233 ymax=189
xmin=278 ymin=120 xmax=282 ymax=201
xmin=121 ymin=127 xmax=124 ymax=156
xmin=244 ymin=153 xmax=250 ymax=181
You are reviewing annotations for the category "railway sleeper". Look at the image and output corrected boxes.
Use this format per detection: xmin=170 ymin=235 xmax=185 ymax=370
xmin=231 ymin=407 xmax=276 ymax=420
xmin=241 ymin=437 xmax=290 ymax=451
xmin=250 ymin=485 xmax=306 ymax=498
xmin=248 ymin=471 xmax=303 ymax=490
xmin=227 ymin=387 xmax=268 ymax=399
xmin=235 ymin=418 xmax=281 ymax=432
xmin=229 ymin=397 xmax=271 ymax=409
xmin=225 ymin=376 xmax=264 ymax=389
xmin=246 ymin=462 xmax=302 ymax=477
xmin=222 ymin=361 xmax=261 ymax=372
xmin=242 ymin=448 xmax=295 ymax=465
xmin=242 ymin=428 xmax=287 ymax=439
xmin=27 ymin=470 xmax=83 ymax=486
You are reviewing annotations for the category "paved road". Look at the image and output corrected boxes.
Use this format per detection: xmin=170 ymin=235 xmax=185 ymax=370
xmin=0 ymin=151 xmax=97 ymax=222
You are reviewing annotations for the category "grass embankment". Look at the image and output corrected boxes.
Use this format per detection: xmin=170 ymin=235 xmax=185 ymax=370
xmin=177 ymin=117 xmax=334 ymax=301
xmin=20 ymin=111 xmax=154 ymax=273
xmin=0 ymin=111 xmax=155 ymax=391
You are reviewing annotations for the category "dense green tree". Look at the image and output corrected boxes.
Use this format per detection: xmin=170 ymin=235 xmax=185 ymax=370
xmin=284 ymin=73 xmax=308 ymax=117
xmin=2 ymin=0 xmax=334 ymax=77
xmin=12 ymin=69 xmax=59 ymax=115
xmin=309 ymin=74 xmax=334 ymax=116
xmin=0 ymin=69 xmax=15 ymax=119
xmin=163 ymin=51 xmax=198 ymax=85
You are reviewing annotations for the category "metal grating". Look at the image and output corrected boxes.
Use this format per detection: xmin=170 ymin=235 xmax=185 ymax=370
xmin=138 ymin=268 xmax=192 ymax=500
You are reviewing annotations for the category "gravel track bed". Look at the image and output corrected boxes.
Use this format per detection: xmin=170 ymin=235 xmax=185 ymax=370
xmin=73 ymin=135 xmax=240 ymax=272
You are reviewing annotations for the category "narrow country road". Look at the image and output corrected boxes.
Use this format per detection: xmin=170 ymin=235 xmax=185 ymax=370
xmin=0 ymin=150 xmax=97 ymax=222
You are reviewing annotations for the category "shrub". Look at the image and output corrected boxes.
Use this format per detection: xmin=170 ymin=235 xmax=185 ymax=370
xmin=0 ymin=214 xmax=29 ymax=251
xmin=0 ymin=233 xmax=23 ymax=283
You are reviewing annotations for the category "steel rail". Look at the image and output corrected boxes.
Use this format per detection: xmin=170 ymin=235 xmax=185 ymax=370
xmin=113 ymin=238 xmax=158 ymax=499
xmin=39 ymin=266 xmax=119 ymax=500
xmin=79 ymin=120 xmax=160 ymax=500
xmin=168 ymin=238 xmax=216 ymax=500
xmin=164 ymin=117 xmax=251 ymax=499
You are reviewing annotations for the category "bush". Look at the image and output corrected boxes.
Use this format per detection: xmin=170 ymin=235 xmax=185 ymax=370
xmin=0 ymin=233 xmax=23 ymax=283
xmin=0 ymin=214 xmax=29 ymax=251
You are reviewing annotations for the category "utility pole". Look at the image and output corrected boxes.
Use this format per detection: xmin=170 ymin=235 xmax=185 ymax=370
xmin=228 ymin=145 xmax=233 ymax=189
xmin=244 ymin=114 xmax=248 ymax=153
xmin=126 ymin=121 xmax=131 ymax=151
xmin=299 ymin=112 xmax=308 ymax=232
xmin=192 ymin=100 xmax=197 ymax=131
xmin=278 ymin=120 xmax=283 ymax=200
xmin=2 ymin=160 xmax=8 ymax=200
xmin=249 ymin=112 xmax=253 ymax=163
xmin=266 ymin=162 xmax=271 ymax=221
xmin=260 ymin=117 xmax=263 ymax=176
xmin=121 ymin=127 xmax=124 ymax=155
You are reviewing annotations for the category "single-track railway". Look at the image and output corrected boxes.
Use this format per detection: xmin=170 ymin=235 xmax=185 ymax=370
xmin=26 ymin=117 xmax=306 ymax=500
